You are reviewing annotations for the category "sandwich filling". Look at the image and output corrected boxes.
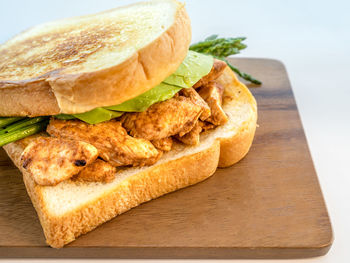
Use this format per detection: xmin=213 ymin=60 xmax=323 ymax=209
xmin=8 ymin=53 xmax=229 ymax=186
xmin=55 ymin=51 xmax=214 ymax=124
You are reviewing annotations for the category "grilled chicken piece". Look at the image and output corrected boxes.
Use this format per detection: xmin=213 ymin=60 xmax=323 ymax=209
xmin=180 ymin=88 xmax=211 ymax=120
xmin=198 ymin=82 xmax=228 ymax=126
xmin=193 ymin=59 xmax=227 ymax=88
xmin=47 ymin=119 xmax=161 ymax=167
xmin=152 ymin=137 xmax=173 ymax=152
xmin=175 ymin=121 xmax=202 ymax=145
xmin=199 ymin=120 xmax=216 ymax=131
xmin=20 ymin=137 xmax=98 ymax=186
xmin=122 ymin=96 xmax=202 ymax=141
xmin=73 ymin=159 xmax=116 ymax=183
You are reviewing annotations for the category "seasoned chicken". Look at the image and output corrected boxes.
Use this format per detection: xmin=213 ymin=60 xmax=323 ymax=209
xmin=198 ymin=82 xmax=228 ymax=126
xmin=47 ymin=119 xmax=161 ymax=167
xmin=152 ymin=137 xmax=173 ymax=152
xmin=20 ymin=136 xmax=98 ymax=186
xmin=121 ymin=96 xmax=202 ymax=141
xmin=199 ymin=120 xmax=216 ymax=131
xmin=175 ymin=121 xmax=202 ymax=145
xmin=180 ymin=87 xmax=211 ymax=120
xmin=73 ymin=159 xmax=116 ymax=183
xmin=193 ymin=59 xmax=227 ymax=88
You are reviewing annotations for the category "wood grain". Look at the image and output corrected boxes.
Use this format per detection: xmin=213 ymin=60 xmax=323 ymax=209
xmin=0 ymin=58 xmax=333 ymax=258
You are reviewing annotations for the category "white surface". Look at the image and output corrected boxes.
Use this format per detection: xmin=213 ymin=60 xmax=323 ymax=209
xmin=1 ymin=0 xmax=349 ymax=262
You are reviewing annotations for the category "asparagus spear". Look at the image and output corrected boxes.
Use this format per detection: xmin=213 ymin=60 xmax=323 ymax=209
xmin=223 ymin=59 xmax=262 ymax=85
xmin=190 ymin=35 xmax=262 ymax=85
xmin=190 ymin=35 xmax=247 ymax=57
xmin=0 ymin=117 xmax=48 ymax=135
xmin=0 ymin=121 xmax=48 ymax=147
xmin=0 ymin=117 xmax=25 ymax=128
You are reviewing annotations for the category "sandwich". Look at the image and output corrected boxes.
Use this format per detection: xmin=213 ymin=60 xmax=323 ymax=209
xmin=0 ymin=0 xmax=257 ymax=248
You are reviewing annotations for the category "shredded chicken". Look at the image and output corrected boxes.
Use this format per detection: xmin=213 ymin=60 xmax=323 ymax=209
xmin=73 ymin=159 xmax=116 ymax=183
xmin=180 ymin=87 xmax=211 ymax=120
xmin=121 ymin=96 xmax=202 ymax=141
xmin=175 ymin=121 xmax=202 ymax=145
xmin=47 ymin=119 xmax=161 ymax=167
xmin=198 ymin=82 xmax=228 ymax=126
xmin=193 ymin=59 xmax=227 ymax=88
xmin=20 ymin=136 xmax=98 ymax=186
xmin=152 ymin=137 xmax=173 ymax=152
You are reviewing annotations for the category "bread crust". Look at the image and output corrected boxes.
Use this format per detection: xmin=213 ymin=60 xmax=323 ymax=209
xmin=216 ymin=68 xmax=257 ymax=167
xmin=3 ymin=68 xmax=257 ymax=248
xmin=0 ymin=1 xmax=191 ymax=116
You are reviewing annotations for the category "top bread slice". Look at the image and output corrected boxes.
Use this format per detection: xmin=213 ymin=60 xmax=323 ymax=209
xmin=3 ymin=67 xmax=257 ymax=248
xmin=0 ymin=0 xmax=191 ymax=116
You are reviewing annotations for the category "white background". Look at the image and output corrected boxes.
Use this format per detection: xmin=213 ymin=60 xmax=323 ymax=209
xmin=1 ymin=0 xmax=349 ymax=262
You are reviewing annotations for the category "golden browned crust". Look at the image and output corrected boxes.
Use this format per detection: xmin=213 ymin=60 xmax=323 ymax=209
xmin=3 ymin=68 xmax=257 ymax=248
xmin=0 ymin=0 xmax=191 ymax=116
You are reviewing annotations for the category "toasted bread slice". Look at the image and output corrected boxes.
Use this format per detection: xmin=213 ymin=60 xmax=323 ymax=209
xmin=3 ymin=68 xmax=257 ymax=248
xmin=0 ymin=0 xmax=191 ymax=116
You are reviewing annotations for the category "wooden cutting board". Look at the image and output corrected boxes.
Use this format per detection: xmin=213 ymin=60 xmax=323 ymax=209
xmin=0 ymin=58 xmax=333 ymax=259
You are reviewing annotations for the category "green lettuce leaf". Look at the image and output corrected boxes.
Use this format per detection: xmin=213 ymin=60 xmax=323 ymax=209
xmin=55 ymin=51 xmax=213 ymax=124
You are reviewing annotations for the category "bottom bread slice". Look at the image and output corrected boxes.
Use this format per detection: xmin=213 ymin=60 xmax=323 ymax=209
xmin=3 ymin=67 xmax=257 ymax=248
